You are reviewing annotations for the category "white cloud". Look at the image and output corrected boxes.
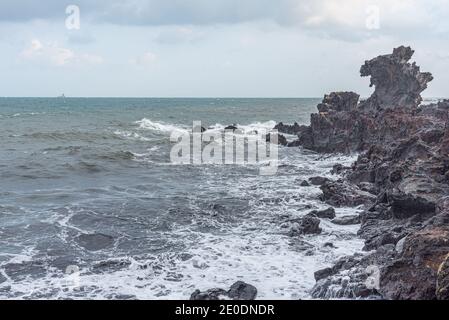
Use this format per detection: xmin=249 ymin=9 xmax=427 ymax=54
xmin=288 ymin=0 xmax=449 ymax=40
xmin=20 ymin=38 xmax=103 ymax=66
xmin=3 ymin=0 xmax=449 ymax=42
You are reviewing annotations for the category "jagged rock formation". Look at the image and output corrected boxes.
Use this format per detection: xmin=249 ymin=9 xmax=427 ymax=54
xmin=279 ymin=46 xmax=438 ymax=154
xmin=359 ymin=46 xmax=433 ymax=111
xmin=284 ymin=46 xmax=449 ymax=300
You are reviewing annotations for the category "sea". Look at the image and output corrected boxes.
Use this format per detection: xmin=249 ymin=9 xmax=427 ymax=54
xmin=0 ymin=98 xmax=364 ymax=299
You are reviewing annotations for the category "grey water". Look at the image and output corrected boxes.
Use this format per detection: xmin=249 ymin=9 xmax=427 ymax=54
xmin=0 ymin=98 xmax=364 ymax=299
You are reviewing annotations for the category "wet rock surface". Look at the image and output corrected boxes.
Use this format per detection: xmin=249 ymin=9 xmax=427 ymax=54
xmin=279 ymin=46 xmax=449 ymax=299
xmin=75 ymin=233 xmax=115 ymax=251
xmin=289 ymin=215 xmax=322 ymax=236
xmin=190 ymin=288 xmax=228 ymax=300
xmin=437 ymin=253 xmax=449 ymax=300
xmin=308 ymin=176 xmax=330 ymax=186
xmin=266 ymin=133 xmax=288 ymax=146
xmin=190 ymin=281 xmax=257 ymax=300
xmin=320 ymin=180 xmax=376 ymax=207
xmin=331 ymin=214 xmax=361 ymax=226
xmin=309 ymin=207 xmax=336 ymax=219
xmin=274 ymin=122 xmax=307 ymax=135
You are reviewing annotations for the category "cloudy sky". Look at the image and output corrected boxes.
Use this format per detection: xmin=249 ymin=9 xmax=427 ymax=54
xmin=0 ymin=0 xmax=448 ymax=97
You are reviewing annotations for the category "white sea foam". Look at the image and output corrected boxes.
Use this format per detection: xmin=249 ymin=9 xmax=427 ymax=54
xmin=113 ymin=130 xmax=152 ymax=141
xmin=136 ymin=118 xmax=189 ymax=134
xmin=135 ymin=118 xmax=278 ymax=137
xmin=207 ymin=120 xmax=276 ymax=134
xmin=0 ymin=151 xmax=364 ymax=300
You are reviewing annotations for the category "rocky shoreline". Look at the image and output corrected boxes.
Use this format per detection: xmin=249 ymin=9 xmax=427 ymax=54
xmin=279 ymin=46 xmax=449 ymax=300
xmin=191 ymin=46 xmax=449 ymax=300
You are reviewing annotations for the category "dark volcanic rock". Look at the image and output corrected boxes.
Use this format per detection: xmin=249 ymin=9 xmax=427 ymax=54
xmin=228 ymin=281 xmax=258 ymax=300
xmin=266 ymin=133 xmax=288 ymax=146
xmin=287 ymin=139 xmax=302 ymax=147
xmin=380 ymin=227 xmax=449 ymax=300
xmin=190 ymin=281 xmax=257 ymax=300
xmin=297 ymin=92 xmax=362 ymax=153
xmin=437 ymin=254 xmax=449 ymax=300
xmin=331 ymin=214 xmax=361 ymax=226
xmin=308 ymin=176 xmax=330 ymax=186
xmin=224 ymin=125 xmax=238 ymax=131
xmin=314 ymin=267 xmax=333 ymax=281
xmin=274 ymin=122 xmax=308 ymax=135
xmin=388 ymin=191 xmax=436 ymax=219
xmin=317 ymin=92 xmax=359 ymax=113
xmin=190 ymin=288 xmax=228 ymax=300
xmin=320 ymin=180 xmax=376 ymax=207
xmin=302 ymin=46 xmax=449 ymax=300
xmin=289 ymin=216 xmax=322 ymax=236
xmin=359 ymin=46 xmax=433 ymax=110
xmin=309 ymin=207 xmax=336 ymax=219
xmin=75 ymin=233 xmax=114 ymax=251
xmin=193 ymin=125 xmax=206 ymax=133
xmin=331 ymin=164 xmax=350 ymax=175
xmin=311 ymin=246 xmax=396 ymax=299
xmin=295 ymin=47 xmax=437 ymax=154
xmin=300 ymin=180 xmax=310 ymax=187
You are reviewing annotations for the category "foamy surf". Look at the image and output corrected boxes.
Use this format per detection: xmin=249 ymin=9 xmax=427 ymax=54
xmin=136 ymin=118 xmax=189 ymax=135
xmin=1 ymin=97 xmax=365 ymax=300
xmin=0 ymin=149 xmax=364 ymax=300
xmin=135 ymin=118 xmax=278 ymax=137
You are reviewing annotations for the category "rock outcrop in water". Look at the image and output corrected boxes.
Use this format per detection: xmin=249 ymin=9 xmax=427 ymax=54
xmin=279 ymin=46 xmax=438 ymax=154
xmin=278 ymin=46 xmax=449 ymax=300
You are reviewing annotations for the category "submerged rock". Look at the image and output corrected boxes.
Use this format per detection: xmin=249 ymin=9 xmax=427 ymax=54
xmin=300 ymin=180 xmax=310 ymax=187
xmin=308 ymin=207 xmax=336 ymax=219
xmin=75 ymin=233 xmax=114 ymax=251
xmin=224 ymin=125 xmax=238 ymax=131
xmin=331 ymin=214 xmax=361 ymax=226
xmin=308 ymin=176 xmax=330 ymax=186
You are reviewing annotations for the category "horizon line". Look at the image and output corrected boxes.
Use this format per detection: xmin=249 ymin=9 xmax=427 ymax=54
xmin=0 ymin=96 xmax=445 ymax=99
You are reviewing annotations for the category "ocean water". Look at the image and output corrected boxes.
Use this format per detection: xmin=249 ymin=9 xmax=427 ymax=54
xmin=0 ymin=98 xmax=364 ymax=299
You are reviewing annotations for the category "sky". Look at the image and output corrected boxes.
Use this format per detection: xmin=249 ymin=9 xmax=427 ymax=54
xmin=0 ymin=0 xmax=448 ymax=97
